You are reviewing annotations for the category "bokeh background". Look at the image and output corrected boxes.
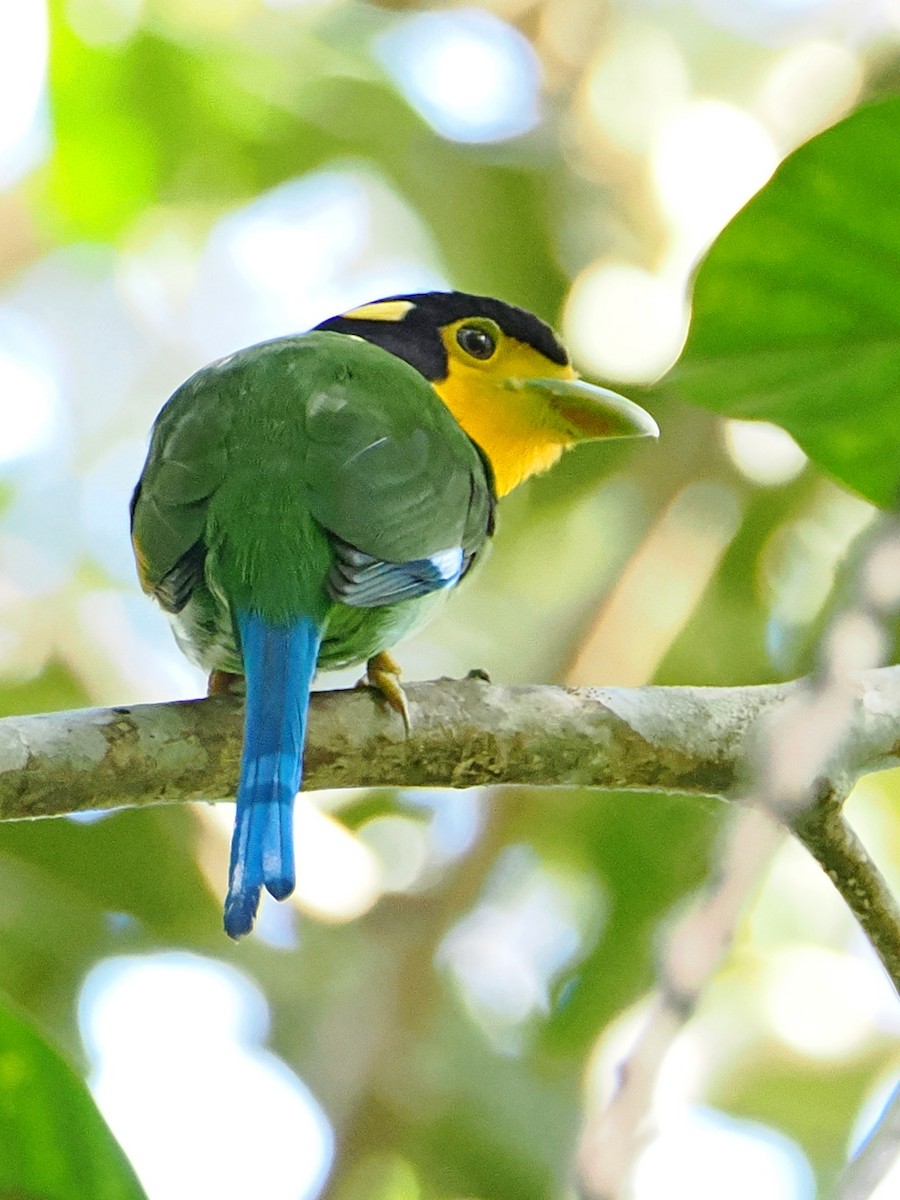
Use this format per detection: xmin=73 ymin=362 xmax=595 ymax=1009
xmin=2 ymin=1 xmax=900 ymax=1197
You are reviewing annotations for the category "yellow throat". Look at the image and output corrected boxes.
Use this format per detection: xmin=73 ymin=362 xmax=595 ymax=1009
xmin=432 ymin=321 xmax=578 ymax=497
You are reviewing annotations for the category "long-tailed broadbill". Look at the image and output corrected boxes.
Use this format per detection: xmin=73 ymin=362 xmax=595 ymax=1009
xmin=131 ymin=292 xmax=658 ymax=938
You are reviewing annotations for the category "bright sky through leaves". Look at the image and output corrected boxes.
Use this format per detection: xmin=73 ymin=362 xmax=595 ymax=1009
xmin=80 ymin=955 xmax=332 ymax=1200
xmin=377 ymin=9 xmax=541 ymax=143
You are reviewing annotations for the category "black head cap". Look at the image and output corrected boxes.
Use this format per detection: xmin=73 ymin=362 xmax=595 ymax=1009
xmin=315 ymin=291 xmax=569 ymax=382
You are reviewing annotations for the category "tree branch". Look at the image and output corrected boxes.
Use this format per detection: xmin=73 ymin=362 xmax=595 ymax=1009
xmin=1 ymin=668 xmax=899 ymax=821
xmin=793 ymin=784 xmax=900 ymax=994
xmin=4 ymin=667 xmax=900 ymax=1005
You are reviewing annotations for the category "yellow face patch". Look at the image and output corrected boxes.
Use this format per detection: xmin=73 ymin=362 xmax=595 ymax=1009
xmin=341 ymin=300 xmax=415 ymax=322
xmin=432 ymin=320 xmax=578 ymax=496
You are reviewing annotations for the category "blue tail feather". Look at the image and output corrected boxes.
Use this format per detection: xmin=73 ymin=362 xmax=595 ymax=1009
xmin=224 ymin=610 xmax=322 ymax=940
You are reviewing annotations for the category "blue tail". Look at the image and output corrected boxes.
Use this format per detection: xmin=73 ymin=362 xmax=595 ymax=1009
xmin=224 ymin=610 xmax=322 ymax=940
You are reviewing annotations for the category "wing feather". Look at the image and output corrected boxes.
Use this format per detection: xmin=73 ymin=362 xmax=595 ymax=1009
xmin=130 ymin=377 xmax=231 ymax=613
xmin=131 ymin=332 xmax=494 ymax=624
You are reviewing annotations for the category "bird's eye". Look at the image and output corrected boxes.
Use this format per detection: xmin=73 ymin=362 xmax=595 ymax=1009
xmin=456 ymin=325 xmax=497 ymax=361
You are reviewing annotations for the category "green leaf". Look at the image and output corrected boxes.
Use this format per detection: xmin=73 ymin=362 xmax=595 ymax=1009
xmin=673 ymin=95 xmax=900 ymax=509
xmin=0 ymin=999 xmax=147 ymax=1200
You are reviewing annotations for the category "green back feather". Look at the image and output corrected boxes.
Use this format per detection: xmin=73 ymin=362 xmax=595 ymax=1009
xmin=131 ymin=331 xmax=493 ymax=670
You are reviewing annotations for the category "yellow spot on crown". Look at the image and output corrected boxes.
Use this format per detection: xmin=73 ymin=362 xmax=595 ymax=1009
xmin=342 ymin=300 xmax=415 ymax=322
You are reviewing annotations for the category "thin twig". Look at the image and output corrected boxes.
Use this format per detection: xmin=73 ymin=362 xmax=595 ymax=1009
xmin=575 ymin=806 xmax=784 ymax=1200
xmin=838 ymin=1083 xmax=900 ymax=1200
xmin=792 ymin=785 xmax=900 ymax=997
xmin=574 ymin=516 xmax=900 ymax=1200
xmin=755 ymin=516 xmax=900 ymax=996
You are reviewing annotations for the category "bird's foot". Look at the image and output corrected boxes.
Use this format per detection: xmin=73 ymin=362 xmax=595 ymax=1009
xmin=361 ymin=650 xmax=411 ymax=735
xmin=208 ymin=670 xmax=245 ymax=697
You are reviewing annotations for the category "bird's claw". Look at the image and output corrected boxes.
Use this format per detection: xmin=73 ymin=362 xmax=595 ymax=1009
xmin=362 ymin=650 xmax=412 ymax=735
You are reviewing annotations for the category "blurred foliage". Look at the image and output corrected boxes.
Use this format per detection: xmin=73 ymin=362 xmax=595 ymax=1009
xmin=1 ymin=1 xmax=900 ymax=1199
xmin=43 ymin=1 xmax=568 ymax=313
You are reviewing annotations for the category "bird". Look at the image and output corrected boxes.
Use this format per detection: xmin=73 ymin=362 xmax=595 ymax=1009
xmin=131 ymin=291 xmax=658 ymax=938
